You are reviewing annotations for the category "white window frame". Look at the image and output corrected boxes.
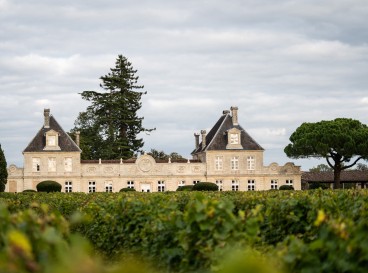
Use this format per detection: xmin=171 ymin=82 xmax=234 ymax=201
xmin=215 ymin=156 xmax=223 ymax=170
xmin=230 ymin=133 xmax=239 ymax=144
xmin=231 ymin=157 xmax=239 ymax=170
xmin=157 ymin=180 xmax=165 ymax=192
xmin=127 ymin=180 xmax=134 ymax=189
xmin=247 ymin=156 xmax=255 ymax=170
xmin=178 ymin=180 xmax=185 ymax=187
xmin=193 ymin=180 xmax=200 ymax=185
xmin=271 ymin=179 xmax=278 ymax=190
xmin=216 ymin=180 xmax=223 ymax=191
xmin=32 ymin=158 xmax=41 ymax=172
xmin=88 ymin=181 xmax=96 ymax=193
xmin=247 ymin=179 xmax=255 ymax=191
xmin=65 ymin=181 xmax=72 ymax=193
xmin=286 ymin=179 xmax=293 ymax=185
xmin=105 ymin=181 xmax=113 ymax=192
xmin=232 ymin=180 xmax=239 ymax=191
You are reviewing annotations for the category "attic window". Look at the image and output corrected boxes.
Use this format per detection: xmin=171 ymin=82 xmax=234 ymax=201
xmin=230 ymin=133 xmax=239 ymax=144
xmin=44 ymin=130 xmax=61 ymax=151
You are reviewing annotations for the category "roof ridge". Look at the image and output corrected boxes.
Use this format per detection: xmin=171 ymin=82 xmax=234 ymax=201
xmin=205 ymin=113 xmax=230 ymax=151
xmin=237 ymin=125 xmax=264 ymax=150
xmin=50 ymin=116 xmax=82 ymax=152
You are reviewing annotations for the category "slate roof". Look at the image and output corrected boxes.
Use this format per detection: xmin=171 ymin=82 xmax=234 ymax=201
xmin=192 ymin=112 xmax=264 ymax=154
xmin=23 ymin=115 xmax=81 ymax=153
xmin=302 ymin=171 xmax=368 ymax=183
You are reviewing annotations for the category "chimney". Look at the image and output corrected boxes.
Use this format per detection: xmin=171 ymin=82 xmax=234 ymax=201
xmin=223 ymin=110 xmax=230 ymax=115
xmin=230 ymin=106 xmax=238 ymax=125
xmin=201 ymin=130 xmax=207 ymax=149
xmin=44 ymin=108 xmax=50 ymax=128
xmin=75 ymin=131 xmax=80 ymax=147
xmin=194 ymin=133 xmax=200 ymax=149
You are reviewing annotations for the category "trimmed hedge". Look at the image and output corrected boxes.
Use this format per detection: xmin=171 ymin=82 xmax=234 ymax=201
xmin=279 ymin=185 xmax=294 ymax=190
xmin=176 ymin=185 xmax=194 ymax=191
xmin=23 ymin=189 xmax=37 ymax=192
xmin=309 ymin=182 xmax=329 ymax=190
xmin=36 ymin=180 xmax=62 ymax=192
xmin=119 ymin=187 xmax=136 ymax=192
xmin=192 ymin=182 xmax=218 ymax=191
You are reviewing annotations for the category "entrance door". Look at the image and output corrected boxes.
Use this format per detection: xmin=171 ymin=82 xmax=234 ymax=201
xmin=141 ymin=183 xmax=151 ymax=192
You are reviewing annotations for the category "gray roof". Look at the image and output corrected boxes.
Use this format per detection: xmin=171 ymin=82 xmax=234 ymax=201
xmin=192 ymin=113 xmax=263 ymax=154
xmin=23 ymin=115 xmax=81 ymax=153
xmin=302 ymin=171 xmax=368 ymax=183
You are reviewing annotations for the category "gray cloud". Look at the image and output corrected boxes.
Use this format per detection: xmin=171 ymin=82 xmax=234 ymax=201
xmin=1 ymin=0 xmax=367 ymax=170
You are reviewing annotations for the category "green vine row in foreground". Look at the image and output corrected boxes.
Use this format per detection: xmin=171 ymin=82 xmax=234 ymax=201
xmin=0 ymin=190 xmax=367 ymax=273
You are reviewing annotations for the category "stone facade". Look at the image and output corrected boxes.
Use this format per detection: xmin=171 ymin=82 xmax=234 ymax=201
xmin=6 ymin=107 xmax=301 ymax=192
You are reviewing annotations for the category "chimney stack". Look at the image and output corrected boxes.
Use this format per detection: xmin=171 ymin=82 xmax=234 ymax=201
xmin=201 ymin=130 xmax=207 ymax=149
xmin=194 ymin=133 xmax=200 ymax=149
xmin=75 ymin=131 xmax=80 ymax=147
xmin=223 ymin=110 xmax=230 ymax=115
xmin=44 ymin=108 xmax=50 ymax=128
xmin=230 ymin=106 xmax=238 ymax=125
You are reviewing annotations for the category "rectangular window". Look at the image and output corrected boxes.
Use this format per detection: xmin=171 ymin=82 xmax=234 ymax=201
xmin=65 ymin=181 xmax=72 ymax=193
xmin=158 ymin=180 xmax=165 ymax=192
xmin=247 ymin=156 xmax=255 ymax=170
xmin=247 ymin=179 xmax=255 ymax=191
xmin=271 ymin=179 xmax=278 ymax=190
xmin=178 ymin=180 xmax=185 ymax=187
xmin=32 ymin=158 xmax=41 ymax=172
xmin=215 ymin=156 xmax=223 ymax=170
xmin=216 ymin=180 xmax=223 ymax=191
xmin=286 ymin=179 xmax=293 ymax=185
xmin=232 ymin=180 xmax=239 ymax=191
xmin=105 ymin=181 xmax=113 ymax=192
xmin=88 ymin=181 xmax=96 ymax=193
xmin=193 ymin=180 xmax=200 ymax=185
xmin=231 ymin=157 xmax=239 ymax=170
xmin=48 ymin=157 xmax=56 ymax=172
xmin=127 ymin=180 xmax=134 ymax=189
xmin=64 ymin=157 xmax=72 ymax=172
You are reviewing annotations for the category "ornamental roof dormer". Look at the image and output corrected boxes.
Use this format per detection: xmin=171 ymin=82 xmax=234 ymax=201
xmin=23 ymin=109 xmax=81 ymax=153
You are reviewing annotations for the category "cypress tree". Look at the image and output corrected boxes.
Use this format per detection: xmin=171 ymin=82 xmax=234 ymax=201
xmin=72 ymin=55 xmax=154 ymax=160
xmin=0 ymin=144 xmax=7 ymax=192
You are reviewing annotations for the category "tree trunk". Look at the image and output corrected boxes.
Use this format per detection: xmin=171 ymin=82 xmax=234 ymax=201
xmin=333 ymin=167 xmax=342 ymax=189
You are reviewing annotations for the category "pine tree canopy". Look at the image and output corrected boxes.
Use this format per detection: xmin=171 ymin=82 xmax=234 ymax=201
xmin=285 ymin=118 xmax=368 ymax=189
xmin=0 ymin=143 xmax=8 ymax=188
xmin=71 ymin=55 xmax=155 ymax=160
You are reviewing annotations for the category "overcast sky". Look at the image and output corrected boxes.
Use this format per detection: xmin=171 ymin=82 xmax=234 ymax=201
xmin=1 ymin=0 xmax=367 ymax=170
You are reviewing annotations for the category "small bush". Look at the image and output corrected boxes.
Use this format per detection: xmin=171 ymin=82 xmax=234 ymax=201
xmin=279 ymin=185 xmax=294 ymax=190
xmin=192 ymin=182 xmax=218 ymax=191
xmin=176 ymin=185 xmax=194 ymax=191
xmin=0 ymin=182 xmax=5 ymax=192
xmin=119 ymin=187 xmax=136 ymax=192
xmin=309 ymin=182 xmax=329 ymax=190
xmin=36 ymin=180 xmax=62 ymax=192
xmin=23 ymin=189 xmax=37 ymax=192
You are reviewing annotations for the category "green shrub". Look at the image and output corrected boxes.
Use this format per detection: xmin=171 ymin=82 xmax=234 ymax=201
xmin=0 ymin=182 xmax=5 ymax=192
xmin=36 ymin=181 xmax=62 ymax=192
xmin=192 ymin=182 xmax=218 ymax=191
xmin=119 ymin=187 xmax=136 ymax=192
xmin=176 ymin=185 xmax=194 ymax=191
xmin=279 ymin=185 xmax=294 ymax=190
xmin=23 ymin=189 xmax=37 ymax=192
xmin=308 ymin=182 xmax=329 ymax=190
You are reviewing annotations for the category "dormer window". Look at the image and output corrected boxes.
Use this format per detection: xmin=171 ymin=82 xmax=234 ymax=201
xmin=44 ymin=130 xmax=61 ymax=151
xmin=48 ymin=135 xmax=56 ymax=146
xmin=230 ymin=133 xmax=239 ymax=144
xmin=226 ymin=128 xmax=242 ymax=149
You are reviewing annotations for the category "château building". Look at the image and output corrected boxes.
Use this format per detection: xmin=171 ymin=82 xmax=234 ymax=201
xmin=6 ymin=107 xmax=302 ymax=192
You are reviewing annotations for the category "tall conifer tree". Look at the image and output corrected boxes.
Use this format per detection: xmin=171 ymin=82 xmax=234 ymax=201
xmin=0 ymin=144 xmax=7 ymax=192
xmin=72 ymin=55 xmax=154 ymax=160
